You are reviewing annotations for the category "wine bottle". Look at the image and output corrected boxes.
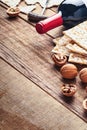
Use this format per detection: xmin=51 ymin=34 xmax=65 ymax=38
xmin=36 ymin=0 xmax=87 ymax=34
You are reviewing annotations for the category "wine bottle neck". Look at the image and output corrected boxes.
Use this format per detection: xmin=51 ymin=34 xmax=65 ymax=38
xmin=36 ymin=11 xmax=63 ymax=34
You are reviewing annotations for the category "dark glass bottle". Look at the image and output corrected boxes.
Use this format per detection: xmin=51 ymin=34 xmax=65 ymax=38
xmin=36 ymin=0 xmax=87 ymax=34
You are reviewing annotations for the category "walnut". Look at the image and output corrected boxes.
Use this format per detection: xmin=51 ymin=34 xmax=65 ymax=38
xmin=79 ymin=68 xmax=87 ymax=83
xmin=60 ymin=63 xmax=78 ymax=79
xmin=51 ymin=53 xmax=67 ymax=67
xmin=61 ymin=84 xmax=77 ymax=96
xmin=6 ymin=7 xmax=20 ymax=17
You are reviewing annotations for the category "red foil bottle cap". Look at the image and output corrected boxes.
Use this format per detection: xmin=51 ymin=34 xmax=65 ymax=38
xmin=36 ymin=12 xmax=63 ymax=34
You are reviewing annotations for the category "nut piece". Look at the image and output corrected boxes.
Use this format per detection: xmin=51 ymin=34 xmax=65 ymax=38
xmin=61 ymin=84 xmax=77 ymax=96
xmin=79 ymin=68 xmax=87 ymax=83
xmin=51 ymin=53 xmax=67 ymax=67
xmin=60 ymin=63 xmax=78 ymax=79
xmin=6 ymin=7 xmax=20 ymax=17
xmin=83 ymin=98 xmax=87 ymax=110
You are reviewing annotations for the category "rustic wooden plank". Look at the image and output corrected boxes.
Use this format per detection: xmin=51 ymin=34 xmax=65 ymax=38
xmin=0 ymin=58 xmax=87 ymax=130
xmin=0 ymin=5 xmax=87 ymax=123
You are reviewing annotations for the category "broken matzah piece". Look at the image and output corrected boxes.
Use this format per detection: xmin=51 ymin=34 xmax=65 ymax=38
xmin=53 ymin=35 xmax=73 ymax=46
xmin=19 ymin=5 xmax=36 ymax=14
xmin=51 ymin=45 xmax=70 ymax=56
xmin=1 ymin=0 xmax=21 ymax=7
xmin=52 ymin=35 xmax=72 ymax=56
xmin=63 ymin=21 xmax=87 ymax=50
xmin=66 ymin=43 xmax=87 ymax=56
xmin=25 ymin=0 xmax=63 ymax=8
xmin=68 ymin=53 xmax=87 ymax=65
xmin=53 ymin=37 xmax=62 ymax=45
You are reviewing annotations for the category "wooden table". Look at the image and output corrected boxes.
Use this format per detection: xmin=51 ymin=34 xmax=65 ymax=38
xmin=0 ymin=1 xmax=87 ymax=130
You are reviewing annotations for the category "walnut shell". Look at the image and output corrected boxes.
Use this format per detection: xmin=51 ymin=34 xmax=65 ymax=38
xmin=51 ymin=53 xmax=67 ymax=67
xmin=61 ymin=84 xmax=77 ymax=96
xmin=6 ymin=7 xmax=20 ymax=17
xmin=83 ymin=98 xmax=87 ymax=110
xmin=79 ymin=68 xmax=87 ymax=83
xmin=60 ymin=63 xmax=78 ymax=79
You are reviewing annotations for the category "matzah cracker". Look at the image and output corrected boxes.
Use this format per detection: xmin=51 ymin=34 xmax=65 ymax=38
xmin=1 ymin=0 xmax=20 ymax=7
xmin=63 ymin=21 xmax=87 ymax=50
xmin=25 ymin=0 xmax=63 ymax=8
xmin=52 ymin=35 xmax=72 ymax=56
xmin=19 ymin=5 xmax=36 ymax=14
xmin=53 ymin=37 xmax=62 ymax=45
xmin=68 ymin=53 xmax=87 ymax=65
xmin=66 ymin=43 xmax=87 ymax=56
xmin=53 ymin=35 xmax=73 ymax=46
xmin=52 ymin=45 xmax=70 ymax=56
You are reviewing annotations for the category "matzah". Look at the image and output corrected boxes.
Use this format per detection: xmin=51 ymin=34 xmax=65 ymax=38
xmin=63 ymin=21 xmax=87 ymax=50
xmin=1 ymin=0 xmax=21 ymax=7
xmin=66 ymin=43 xmax=87 ymax=56
xmin=19 ymin=5 xmax=36 ymax=14
xmin=69 ymin=53 xmax=87 ymax=65
xmin=53 ymin=37 xmax=62 ymax=45
xmin=51 ymin=45 xmax=70 ymax=56
xmin=25 ymin=0 xmax=63 ymax=8
xmin=53 ymin=35 xmax=73 ymax=46
xmin=52 ymin=33 xmax=87 ymax=65
xmin=52 ymin=35 xmax=72 ymax=56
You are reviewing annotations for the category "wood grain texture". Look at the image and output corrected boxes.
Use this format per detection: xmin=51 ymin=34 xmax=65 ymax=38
xmin=0 ymin=4 xmax=87 ymax=123
xmin=0 ymin=1 xmax=64 ymax=38
xmin=0 ymin=58 xmax=87 ymax=130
